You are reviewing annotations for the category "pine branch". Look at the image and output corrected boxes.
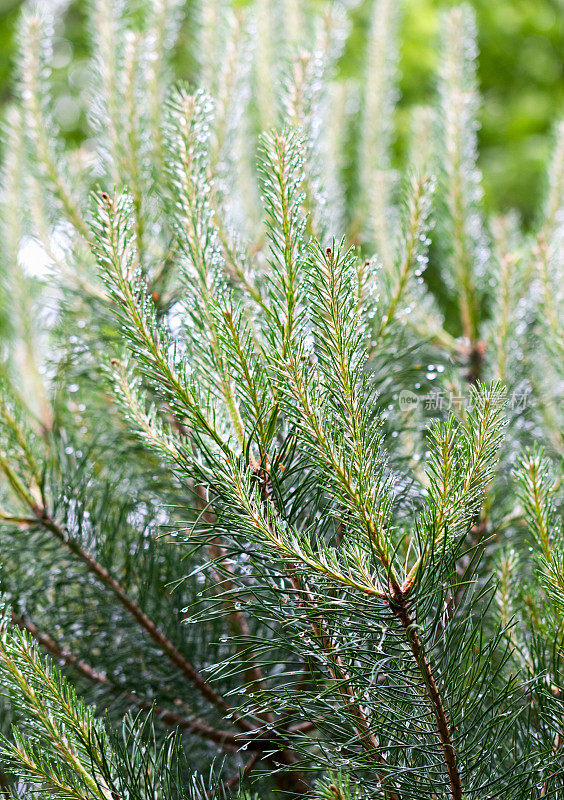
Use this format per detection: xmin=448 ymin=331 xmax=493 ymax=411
xmin=276 ymin=241 xmax=396 ymax=578
xmin=488 ymin=214 xmax=523 ymax=383
xmin=259 ymin=128 xmax=306 ymax=356
xmin=0 ymin=502 xmax=251 ymax=731
xmin=164 ymin=87 xmax=254 ymax=450
xmin=0 ymin=107 xmax=53 ymax=433
xmin=11 ymin=612 xmax=245 ymax=750
xmin=92 ymin=190 xmax=228 ymax=451
xmin=376 ymin=173 xmax=434 ymax=340
xmin=2 ymin=505 xmax=310 ymax=790
xmin=90 ymin=0 xmax=126 ymax=187
xmin=1 ymin=1 xmax=562 ymax=796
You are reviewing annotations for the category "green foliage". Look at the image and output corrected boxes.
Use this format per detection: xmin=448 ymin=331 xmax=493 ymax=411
xmin=0 ymin=1 xmax=563 ymax=799
xmin=2 ymin=0 xmax=564 ymax=223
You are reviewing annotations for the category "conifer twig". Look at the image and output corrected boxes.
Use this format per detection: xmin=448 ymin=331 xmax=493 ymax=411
xmin=0 ymin=500 xmax=252 ymax=731
xmin=10 ymin=612 xmax=247 ymax=749
xmin=3 ymin=510 xmax=310 ymax=790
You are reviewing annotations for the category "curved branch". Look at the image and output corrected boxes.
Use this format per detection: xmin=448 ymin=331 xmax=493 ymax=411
xmin=3 ymin=509 xmax=309 ymax=792
xmin=1 ymin=505 xmax=254 ymax=734
xmin=11 ymin=612 xmax=244 ymax=749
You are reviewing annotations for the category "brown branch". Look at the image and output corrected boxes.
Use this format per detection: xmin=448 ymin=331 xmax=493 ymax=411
xmin=8 ymin=505 xmax=257 ymax=736
xmin=389 ymin=587 xmax=463 ymax=800
xmin=464 ymin=340 xmax=487 ymax=386
xmin=12 ymin=608 xmax=313 ymax=791
xmin=541 ymin=685 xmax=562 ymax=798
xmin=10 ymin=612 xmax=247 ymax=750
xmin=288 ymin=719 xmax=317 ymax=734
xmin=4 ymin=506 xmax=310 ymax=792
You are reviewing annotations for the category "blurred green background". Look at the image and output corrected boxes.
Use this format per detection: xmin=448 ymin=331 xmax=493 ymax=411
xmin=1 ymin=0 xmax=563 ymax=226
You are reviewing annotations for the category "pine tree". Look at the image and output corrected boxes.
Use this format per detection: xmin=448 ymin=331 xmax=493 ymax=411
xmin=0 ymin=1 xmax=562 ymax=798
